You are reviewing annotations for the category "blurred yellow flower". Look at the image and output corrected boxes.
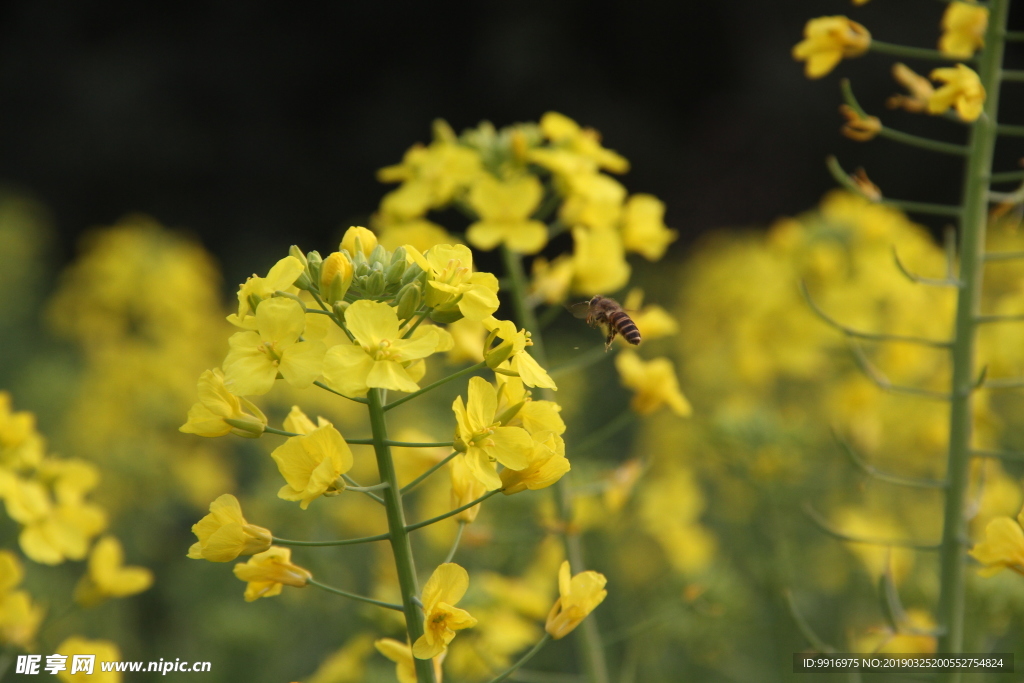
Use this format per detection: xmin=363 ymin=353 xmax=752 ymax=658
xmin=545 ymin=560 xmax=607 ymax=639
xmin=793 ymin=16 xmax=871 ymax=79
xmin=270 ymin=422 xmax=354 ymax=509
xmin=413 ymin=562 xmax=477 ymax=659
xmin=450 ymin=455 xmax=487 ymax=523
xmin=466 ymin=175 xmax=548 ymax=254
xmin=887 ymin=63 xmax=935 ymax=113
xmin=452 ymin=377 xmax=532 ymax=490
xmin=374 ymin=217 xmax=457 ymax=254
xmin=0 ymin=392 xmax=43 ymax=469
xmin=571 ymin=226 xmax=631 ymax=295
xmin=560 ymin=172 xmax=626 ymax=231
xmin=377 ymin=139 xmax=483 ymax=219
xmin=407 ymin=244 xmax=500 ymax=321
xmin=306 ymin=635 xmax=374 ymax=683
xmin=939 ymin=1 xmax=987 ymax=58
xmin=839 ymin=104 xmax=882 ymax=141
xmin=180 ymin=368 xmax=268 ymax=438
xmin=615 ymin=350 xmax=692 ymax=416
xmin=188 ymin=493 xmax=272 ymax=562
xmin=0 ymin=589 xmax=44 ymax=649
xmin=620 ymin=194 xmax=677 ymax=261
xmin=529 ymin=254 xmax=575 ymax=305
xmin=376 ymin=638 xmax=444 ymax=683
xmin=622 ymin=289 xmax=678 ymax=341
xmin=540 ymin=112 xmax=629 ymax=174
xmin=233 ymin=546 xmax=312 ymax=601
xmin=500 ymin=432 xmax=570 ymax=495
xmin=74 ymin=536 xmax=153 ymax=607
xmin=223 ymin=297 xmax=327 ymax=396
xmin=56 ymin=637 xmax=120 ymax=683
xmin=0 ymin=475 xmax=106 ymax=565
xmin=322 ymin=300 xmax=443 ymax=395
xmin=970 ymin=505 xmax=1024 ymax=576
xmin=854 ymin=609 xmax=937 ymax=654
xmin=928 ymin=64 xmax=985 ymax=121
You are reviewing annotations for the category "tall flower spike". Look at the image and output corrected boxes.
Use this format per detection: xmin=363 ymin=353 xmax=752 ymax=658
xmin=412 ymin=563 xmax=478 ymax=659
xmin=793 ymin=16 xmax=871 ymax=79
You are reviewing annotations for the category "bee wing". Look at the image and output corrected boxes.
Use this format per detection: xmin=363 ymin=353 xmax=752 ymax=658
xmin=567 ymin=301 xmax=592 ymax=319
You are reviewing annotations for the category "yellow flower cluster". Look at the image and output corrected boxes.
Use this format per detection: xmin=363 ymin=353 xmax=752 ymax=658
xmin=372 ymin=113 xmax=677 ymax=300
xmin=0 ymin=393 xmax=151 ymax=655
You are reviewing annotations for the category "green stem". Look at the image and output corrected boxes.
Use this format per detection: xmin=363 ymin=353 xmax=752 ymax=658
xmin=384 ymin=361 xmax=488 ymax=411
xmin=272 ymin=532 xmax=390 ymax=547
xmin=401 ymin=451 xmax=460 ymax=495
xmin=405 ymin=490 xmax=501 ymax=531
xmin=500 ymin=245 xmax=611 ymax=683
xmin=310 ymin=290 xmax=356 ymax=341
xmin=444 ymin=521 xmax=467 ymax=563
xmin=265 ymin=426 xmax=300 ymax=437
xmin=996 ymin=123 xmax=1024 ymax=136
xmin=486 ymin=634 xmax=553 ymax=683
xmin=571 ymin=410 xmax=636 ymax=455
xmin=402 ymin=308 xmax=434 ymax=339
xmin=549 ymin=344 xmax=611 ymax=379
xmin=989 ymin=169 xmax=1024 ymax=182
xmin=869 ymin=40 xmax=968 ymax=63
xmin=1000 ymin=69 xmax=1024 ymax=81
xmin=937 ymin=1 xmax=1008 ymax=675
xmin=386 ymin=440 xmax=454 ymax=448
xmin=342 ymin=473 xmax=385 ymax=504
xmin=307 ymin=577 xmax=404 ymax=611
xmin=366 ymin=388 xmax=436 ymax=683
xmin=878 ymin=127 xmax=968 ymax=156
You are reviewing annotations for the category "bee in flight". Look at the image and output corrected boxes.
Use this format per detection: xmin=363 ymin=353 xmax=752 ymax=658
xmin=570 ymin=296 xmax=641 ymax=350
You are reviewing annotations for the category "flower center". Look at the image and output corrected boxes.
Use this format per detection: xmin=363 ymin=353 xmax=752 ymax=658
xmin=259 ymin=341 xmax=283 ymax=365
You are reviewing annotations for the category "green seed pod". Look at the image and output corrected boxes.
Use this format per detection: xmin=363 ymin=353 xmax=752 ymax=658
xmin=396 ymin=283 xmax=421 ymax=321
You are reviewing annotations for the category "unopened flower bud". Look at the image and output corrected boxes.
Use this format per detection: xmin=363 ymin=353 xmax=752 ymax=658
xmin=341 ymin=226 xmax=378 ymax=258
xmin=369 ymin=244 xmax=388 ymax=268
xmin=396 ymin=284 xmax=421 ymax=321
xmin=288 ymin=245 xmax=308 ymax=268
xmin=385 ymin=258 xmax=407 ymax=285
xmin=320 ymin=252 xmax=354 ymax=302
xmin=332 ymin=301 xmax=350 ymax=319
xmin=365 ymin=271 xmax=386 ymax=297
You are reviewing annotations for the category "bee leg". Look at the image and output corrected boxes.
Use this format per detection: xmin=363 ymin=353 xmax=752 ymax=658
xmin=604 ymin=327 xmax=617 ymax=351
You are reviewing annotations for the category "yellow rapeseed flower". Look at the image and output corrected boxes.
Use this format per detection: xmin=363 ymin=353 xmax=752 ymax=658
xmin=482 ymin=317 xmax=557 ymax=390
xmin=180 ymin=369 xmax=268 ymax=438
xmin=376 ymin=638 xmax=445 ymax=683
xmin=188 ymin=493 xmax=272 ymax=562
xmin=500 ymin=432 xmax=570 ymax=495
xmin=570 ymin=226 xmax=631 ymax=295
xmin=970 ymin=505 xmax=1024 ymax=576
xmin=452 ymin=377 xmax=533 ymax=490
xmin=466 ymin=175 xmax=548 ymax=254
xmin=222 ymin=297 xmax=327 ymax=396
xmin=377 ymin=140 xmax=483 ymax=219
xmin=839 ymin=104 xmax=882 ymax=141
xmin=544 ymin=561 xmax=607 ymax=639
xmin=928 ymin=64 xmax=985 ymax=121
xmin=270 ymin=420 xmax=354 ymax=509
xmin=560 ymin=172 xmax=626 ymax=231
xmin=406 ymin=244 xmax=500 ymax=321
xmin=540 ymin=112 xmax=629 ymax=174
xmin=793 ymin=16 xmax=871 ymax=79
xmin=620 ymin=194 xmax=677 ymax=261
xmin=340 ymin=226 xmax=378 ymax=258
xmin=233 ymin=546 xmax=312 ymax=601
xmin=614 ymin=350 xmax=692 ymax=416
xmin=322 ymin=300 xmax=443 ymax=395
xmin=412 ymin=562 xmax=478 ymax=659
xmin=939 ymin=1 xmax=987 ymax=58
xmin=0 ymin=589 xmax=44 ymax=649
xmin=450 ymin=455 xmax=487 ymax=523
xmin=73 ymin=536 xmax=153 ymax=607
xmin=234 ymin=255 xmax=305 ymax=321
xmin=887 ymin=63 xmax=935 ymax=113
xmin=0 ymin=475 xmax=106 ymax=565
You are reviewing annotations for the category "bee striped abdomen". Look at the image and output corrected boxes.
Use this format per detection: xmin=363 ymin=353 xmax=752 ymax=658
xmin=609 ymin=310 xmax=641 ymax=345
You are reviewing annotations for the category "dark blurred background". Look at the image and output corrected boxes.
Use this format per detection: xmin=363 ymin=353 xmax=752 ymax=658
xmin=2 ymin=0 xmax=1022 ymax=284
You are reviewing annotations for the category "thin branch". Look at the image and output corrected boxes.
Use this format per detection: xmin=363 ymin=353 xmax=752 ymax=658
xmin=405 ymin=490 xmax=502 ymax=531
xmin=982 ymin=250 xmax=1024 ymax=262
xmin=345 ymin=482 xmax=391 ymax=493
xmin=486 ymin=634 xmax=553 ymax=683
xmin=847 ymin=342 xmax=953 ymax=401
xmin=879 ymin=127 xmax=968 ymax=156
xmin=314 ymin=380 xmax=368 ymax=404
xmin=342 ymin=473 xmax=384 ymax=504
xmin=869 ymin=40 xmax=971 ymax=63
xmin=801 ymin=281 xmax=953 ymax=348
xmin=997 ymin=123 xmax=1024 ymax=137
xmin=971 ymin=448 xmax=1024 ymax=462
xmin=784 ymin=590 xmax=836 ymax=654
xmin=444 ymin=521 xmax=467 ymax=563
xmin=1001 ymin=69 xmax=1024 ymax=82
xmin=310 ymin=290 xmax=356 ymax=342
xmin=401 ymin=451 xmax=459 ymax=496
xmin=974 ymin=312 xmax=1024 ymax=323
xmin=265 ymin=426 xmax=300 ymax=438
xmin=803 ymin=503 xmax=941 ymax=550
xmin=384 ymin=361 xmax=488 ymax=412
xmin=272 ymin=531 xmax=390 ymax=547
xmin=549 ymin=345 xmax=612 ymax=379
xmin=386 ymin=440 xmax=455 ymax=448
xmin=832 ymin=429 xmax=947 ymax=489
xmin=990 ymin=169 xmax=1024 ymax=183
xmin=1006 ymin=31 xmax=1024 ymax=42
xmin=826 ymin=156 xmax=963 ymax=217
xmin=306 ymin=578 xmax=404 ymax=611
xmin=981 ymin=377 xmax=1024 ymax=390
xmin=892 ymin=247 xmax=960 ymax=287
